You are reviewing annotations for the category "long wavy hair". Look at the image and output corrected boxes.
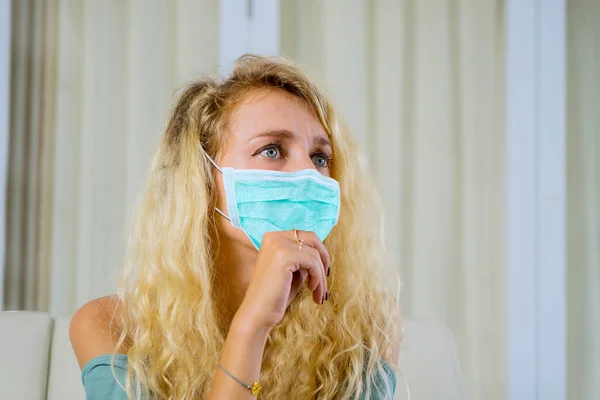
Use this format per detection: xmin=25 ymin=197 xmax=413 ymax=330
xmin=113 ymin=54 xmax=401 ymax=399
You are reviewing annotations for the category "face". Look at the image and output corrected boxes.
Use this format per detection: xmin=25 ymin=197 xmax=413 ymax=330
xmin=213 ymin=88 xmax=333 ymax=250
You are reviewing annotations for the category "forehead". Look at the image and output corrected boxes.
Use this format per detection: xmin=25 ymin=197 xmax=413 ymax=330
xmin=227 ymin=89 xmax=327 ymax=141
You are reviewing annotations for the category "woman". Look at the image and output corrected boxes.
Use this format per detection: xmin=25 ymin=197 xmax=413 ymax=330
xmin=70 ymin=55 xmax=402 ymax=399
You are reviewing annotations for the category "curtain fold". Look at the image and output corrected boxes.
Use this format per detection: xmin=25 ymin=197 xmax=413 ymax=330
xmin=4 ymin=0 xmax=55 ymax=311
xmin=280 ymin=1 xmax=506 ymax=398
xmin=567 ymin=1 xmax=600 ymax=399
xmin=3 ymin=0 xmax=219 ymax=316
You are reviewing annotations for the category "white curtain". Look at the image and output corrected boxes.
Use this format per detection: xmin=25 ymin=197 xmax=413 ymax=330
xmin=3 ymin=0 xmax=219 ymax=316
xmin=7 ymin=1 xmax=600 ymax=398
xmin=567 ymin=1 xmax=600 ymax=399
xmin=281 ymin=1 xmax=506 ymax=399
xmin=5 ymin=0 xmax=510 ymax=398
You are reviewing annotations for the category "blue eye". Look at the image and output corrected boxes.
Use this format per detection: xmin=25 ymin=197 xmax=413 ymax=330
xmin=312 ymin=153 xmax=330 ymax=168
xmin=260 ymin=147 xmax=281 ymax=159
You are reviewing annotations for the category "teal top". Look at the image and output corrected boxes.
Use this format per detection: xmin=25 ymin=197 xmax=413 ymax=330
xmin=81 ymin=354 xmax=396 ymax=399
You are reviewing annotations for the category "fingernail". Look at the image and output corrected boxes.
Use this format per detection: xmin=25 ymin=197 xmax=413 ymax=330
xmin=325 ymin=291 xmax=328 ymax=301
xmin=321 ymin=295 xmax=324 ymax=305
xmin=327 ymin=267 xmax=331 ymax=277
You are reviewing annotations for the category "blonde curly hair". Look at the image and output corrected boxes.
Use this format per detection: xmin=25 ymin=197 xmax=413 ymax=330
xmin=113 ymin=54 xmax=401 ymax=399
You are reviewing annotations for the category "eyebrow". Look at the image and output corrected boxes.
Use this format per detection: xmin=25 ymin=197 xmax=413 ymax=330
xmin=253 ymin=129 xmax=332 ymax=147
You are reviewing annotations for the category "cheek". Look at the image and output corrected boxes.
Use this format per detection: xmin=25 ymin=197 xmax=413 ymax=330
xmin=214 ymin=171 xmax=228 ymax=213
xmin=214 ymin=191 xmax=255 ymax=250
xmin=212 ymin=171 xmax=255 ymax=249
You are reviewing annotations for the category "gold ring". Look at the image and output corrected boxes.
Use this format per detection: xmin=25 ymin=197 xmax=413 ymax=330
xmin=293 ymin=228 xmax=304 ymax=251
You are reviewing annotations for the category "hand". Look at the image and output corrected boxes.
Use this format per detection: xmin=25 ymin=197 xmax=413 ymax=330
xmin=234 ymin=230 xmax=330 ymax=332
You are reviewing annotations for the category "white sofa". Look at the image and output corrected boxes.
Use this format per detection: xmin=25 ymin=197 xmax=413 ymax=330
xmin=0 ymin=311 xmax=465 ymax=399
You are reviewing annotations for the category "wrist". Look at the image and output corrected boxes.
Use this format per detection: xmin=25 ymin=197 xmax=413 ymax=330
xmin=230 ymin=309 xmax=272 ymax=339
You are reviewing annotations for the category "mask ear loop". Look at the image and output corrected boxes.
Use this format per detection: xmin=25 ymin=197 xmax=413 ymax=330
xmin=214 ymin=207 xmax=231 ymax=221
xmin=203 ymin=149 xmax=222 ymax=172
xmin=202 ymin=149 xmax=231 ymax=221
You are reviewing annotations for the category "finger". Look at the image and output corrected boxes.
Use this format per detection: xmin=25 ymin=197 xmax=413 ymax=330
xmin=302 ymin=244 xmax=327 ymax=303
xmin=289 ymin=242 xmax=326 ymax=305
xmin=295 ymin=231 xmax=330 ymax=277
xmin=287 ymin=269 xmax=308 ymax=308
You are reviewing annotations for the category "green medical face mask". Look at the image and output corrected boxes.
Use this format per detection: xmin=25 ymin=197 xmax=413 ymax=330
xmin=204 ymin=151 xmax=341 ymax=249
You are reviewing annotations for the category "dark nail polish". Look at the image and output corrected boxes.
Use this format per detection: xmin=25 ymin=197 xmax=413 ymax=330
xmin=327 ymin=267 xmax=331 ymax=277
xmin=325 ymin=291 xmax=328 ymax=301
xmin=321 ymin=295 xmax=324 ymax=304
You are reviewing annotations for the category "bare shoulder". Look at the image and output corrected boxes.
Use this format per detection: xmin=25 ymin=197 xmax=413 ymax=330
xmin=69 ymin=295 xmax=131 ymax=369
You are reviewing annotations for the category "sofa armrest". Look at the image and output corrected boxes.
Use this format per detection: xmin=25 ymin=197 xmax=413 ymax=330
xmin=0 ymin=311 xmax=53 ymax=400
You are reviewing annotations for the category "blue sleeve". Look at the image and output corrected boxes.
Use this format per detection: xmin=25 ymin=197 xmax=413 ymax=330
xmin=80 ymin=354 xmax=396 ymax=399
xmin=361 ymin=359 xmax=397 ymax=400
xmin=81 ymin=354 xmax=129 ymax=400
xmin=381 ymin=359 xmax=397 ymax=396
